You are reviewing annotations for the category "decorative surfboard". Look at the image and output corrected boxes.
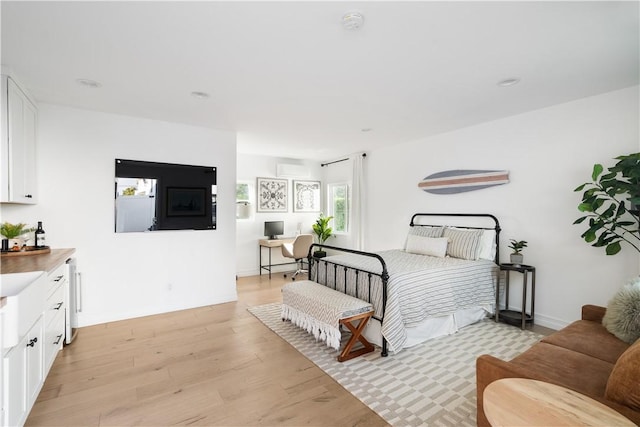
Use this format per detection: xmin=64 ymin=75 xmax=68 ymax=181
xmin=418 ymin=170 xmax=509 ymax=194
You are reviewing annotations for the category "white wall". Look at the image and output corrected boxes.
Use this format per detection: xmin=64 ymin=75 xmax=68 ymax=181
xmin=1 ymin=104 xmax=238 ymax=326
xmin=366 ymin=86 xmax=640 ymax=330
xmin=236 ymin=154 xmax=322 ymax=276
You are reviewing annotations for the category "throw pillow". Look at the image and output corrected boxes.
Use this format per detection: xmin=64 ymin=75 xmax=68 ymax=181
xmin=442 ymin=227 xmax=483 ymax=260
xmin=408 ymin=226 xmax=444 ymax=238
xmin=602 ymin=278 xmax=640 ymax=344
xmin=405 ymin=226 xmax=444 ymax=251
xmin=477 ymin=229 xmax=497 ymax=261
xmin=605 ymin=337 xmax=640 ymax=411
xmin=405 ymin=235 xmax=448 ymax=257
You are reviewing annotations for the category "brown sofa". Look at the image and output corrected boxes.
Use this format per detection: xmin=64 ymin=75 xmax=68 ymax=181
xmin=476 ymin=305 xmax=640 ymax=426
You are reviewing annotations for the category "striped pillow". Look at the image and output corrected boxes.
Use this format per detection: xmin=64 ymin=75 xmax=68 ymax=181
xmin=443 ymin=227 xmax=484 ymax=260
xmin=408 ymin=226 xmax=444 ymax=238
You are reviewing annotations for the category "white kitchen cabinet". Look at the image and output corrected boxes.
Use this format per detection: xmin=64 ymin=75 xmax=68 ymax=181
xmin=3 ymin=316 xmax=43 ymax=427
xmin=43 ymin=267 xmax=66 ymax=372
xmin=1 ymin=75 xmax=38 ymax=204
xmin=2 ymin=263 xmax=68 ymax=426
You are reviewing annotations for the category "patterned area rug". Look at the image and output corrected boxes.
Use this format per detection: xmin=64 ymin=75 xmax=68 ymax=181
xmin=248 ymin=303 xmax=543 ymax=427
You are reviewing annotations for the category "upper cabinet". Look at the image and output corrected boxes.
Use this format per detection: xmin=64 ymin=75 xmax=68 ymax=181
xmin=1 ymin=74 xmax=38 ymax=204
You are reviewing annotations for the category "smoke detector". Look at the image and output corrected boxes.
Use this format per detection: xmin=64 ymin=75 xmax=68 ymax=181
xmin=342 ymin=11 xmax=364 ymax=30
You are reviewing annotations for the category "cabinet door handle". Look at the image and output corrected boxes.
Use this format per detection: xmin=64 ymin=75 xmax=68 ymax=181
xmin=54 ymin=275 xmax=64 ymax=282
xmin=25 ymin=194 xmax=33 ymax=198
xmin=77 ymin=271 xmax=83 ymax=313
xmin=53 ymin=334 xmax=63 ymax=345
xmin=27 ymin=337 xmax=38 ymax=347
xmin=54 ymin=302 xmax=63 ymax=310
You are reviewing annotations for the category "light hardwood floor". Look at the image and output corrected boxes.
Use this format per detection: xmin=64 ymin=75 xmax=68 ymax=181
xmin=27 ymin=273 xmax=553 ymax=426
xmin=26 ymin=274 xmax=388 ymax=426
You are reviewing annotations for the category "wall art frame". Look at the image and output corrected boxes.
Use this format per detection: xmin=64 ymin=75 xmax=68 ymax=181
xmin=257 ymin=177 xmax=288 ymax=212
xmin=293 ymin=180 xmax=321 ymax=212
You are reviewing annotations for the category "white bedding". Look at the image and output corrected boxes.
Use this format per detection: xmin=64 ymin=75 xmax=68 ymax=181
xmin=313 ymin=249 xmax=498 ymax=353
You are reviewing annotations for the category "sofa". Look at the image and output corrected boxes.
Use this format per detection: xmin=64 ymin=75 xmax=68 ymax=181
xmin=476 ymin=305 xmax=640 ymax=426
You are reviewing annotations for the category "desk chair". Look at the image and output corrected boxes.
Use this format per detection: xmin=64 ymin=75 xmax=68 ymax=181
xmin=281 ymin=234 xmax=314 ymax=280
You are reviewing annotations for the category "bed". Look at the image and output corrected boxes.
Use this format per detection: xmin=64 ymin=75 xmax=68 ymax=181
xmin=307 ymin=213 xmax=501 ymax=356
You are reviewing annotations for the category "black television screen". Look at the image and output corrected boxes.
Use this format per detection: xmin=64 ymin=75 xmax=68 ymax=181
xmin=264 ymin=221 xmax=284 ymax=239
xmin=115 ymin=159 xmax=216 ymax=232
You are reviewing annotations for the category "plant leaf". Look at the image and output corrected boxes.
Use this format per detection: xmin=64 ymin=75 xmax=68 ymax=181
xmin=584 ymin=230 xmax=597 ymax=242
xmin=592 ymin=164 xmax=604 ymax=181
xmin=578 ymin=203 xmax=593 ymax=212
xmin=573 ymin=216 xmax=587 ymax=224
xmin=606 ymin=241 xmax=622 ymax=255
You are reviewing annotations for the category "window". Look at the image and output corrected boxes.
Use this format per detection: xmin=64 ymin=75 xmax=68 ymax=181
xmin=327 ymin=183 xmax=349 ymax=233
xmin=236 ymin=183 xmax=249 ymax=202
xmin=236 ymin=182 xmax=252 ymax=220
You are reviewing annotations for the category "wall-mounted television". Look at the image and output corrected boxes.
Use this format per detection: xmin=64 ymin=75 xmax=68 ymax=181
xmin=264 ymin=221 xmax=284 ymax=240
xmin=115 ymin=159 xmax=216 ymax=232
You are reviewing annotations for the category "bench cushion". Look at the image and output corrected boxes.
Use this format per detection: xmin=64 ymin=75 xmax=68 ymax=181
xmin=282 ymin=280 xmax=373 ymax=350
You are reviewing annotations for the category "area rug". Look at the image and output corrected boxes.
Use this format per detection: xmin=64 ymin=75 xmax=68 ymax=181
xmin=248 ymin=303 xmax=543 ymax=427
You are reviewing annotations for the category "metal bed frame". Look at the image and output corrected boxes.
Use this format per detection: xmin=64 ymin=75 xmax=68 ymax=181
xmin=307 ymin=213 xmax=501 ymax=357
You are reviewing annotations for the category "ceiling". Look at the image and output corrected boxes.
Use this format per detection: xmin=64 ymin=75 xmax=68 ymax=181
xmin=2 ymin=1 xmax=638 ymax=161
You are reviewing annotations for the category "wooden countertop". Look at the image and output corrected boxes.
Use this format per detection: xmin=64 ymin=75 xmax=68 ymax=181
xmin=0 ymin=248 xmax=76 ymax=275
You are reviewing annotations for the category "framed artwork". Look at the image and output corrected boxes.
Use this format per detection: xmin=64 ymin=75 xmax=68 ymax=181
xmin=293 ymin=180 xmax=321 ymax=212
xmin=257 ymin=177 xmax=288 ymax=212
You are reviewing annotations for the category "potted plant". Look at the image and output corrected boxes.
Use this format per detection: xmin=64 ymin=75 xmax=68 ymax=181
xmin=508 ymin=239 xmax=528 ymax=265
xmin=311 ymin=213 xmax=334 ymax=257
xmin=0 ymin=222 xmax=35 ymax=250
xmin=574 ymin=153 xmax=640 ymax=255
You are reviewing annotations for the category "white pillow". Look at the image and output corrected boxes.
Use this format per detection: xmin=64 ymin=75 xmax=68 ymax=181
xmin=478 ymin=229 xmax=497 ymax=261
xmin=405 ymin=235 xmax=448 ymax=257
xmin=405 ymin=226 xmax=444 ymax=251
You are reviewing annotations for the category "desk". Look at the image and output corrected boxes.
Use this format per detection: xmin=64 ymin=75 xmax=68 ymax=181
xmin=259 ymin=238 xmax=296 ymax=279
xmin=483 ymin=378 xmax=635 ymax=426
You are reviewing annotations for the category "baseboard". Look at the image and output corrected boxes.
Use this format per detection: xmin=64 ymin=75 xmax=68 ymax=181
xmin=530 ymin=313 xmax=569 ymax=331
xmin=75 ymin=293 xmax=238 ymax=327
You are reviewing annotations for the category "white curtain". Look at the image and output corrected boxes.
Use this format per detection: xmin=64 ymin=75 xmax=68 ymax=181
xmin=352 ymin=152 xmax=366 ymax=250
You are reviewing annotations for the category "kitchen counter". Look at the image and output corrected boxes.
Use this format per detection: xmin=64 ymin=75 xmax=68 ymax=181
xmin=0 ymin=248 xmax=76 ymax=275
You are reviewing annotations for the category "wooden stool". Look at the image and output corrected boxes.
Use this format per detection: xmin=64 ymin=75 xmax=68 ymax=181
xmin=337 ymin=310 xmax=374 ymax=362
xmin=281 ymin=280 xmax=375 ymax=362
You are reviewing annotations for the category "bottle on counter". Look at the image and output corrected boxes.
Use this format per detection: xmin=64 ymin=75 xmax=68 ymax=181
xmin=35 ymin=221 xmax=46 ymax=248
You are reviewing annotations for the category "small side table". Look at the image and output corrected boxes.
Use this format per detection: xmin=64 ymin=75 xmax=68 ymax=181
xmin=496 ymin=263 xmax=535 ymax=330
xmin=483 ymin=378 xmax=635 ymax=426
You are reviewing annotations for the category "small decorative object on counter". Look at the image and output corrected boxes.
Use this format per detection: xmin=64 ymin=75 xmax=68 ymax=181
xmin=35 ymin=221 xmax=46 ymax=248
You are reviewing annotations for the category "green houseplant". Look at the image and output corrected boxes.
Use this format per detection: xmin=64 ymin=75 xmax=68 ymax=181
xmin=312 ymin=213 xmax=334 ymax=257
xmin=574 ymin=153 xmax=640 ymax=255
xmin=508 ymin=240 xmax=528 ymax=264
xmin=1 ymin=222 xmax=35 ymax=249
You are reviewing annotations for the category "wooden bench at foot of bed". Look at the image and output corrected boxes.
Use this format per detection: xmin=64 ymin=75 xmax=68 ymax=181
xmin=281 ymin=280 xmax=375 ymax=362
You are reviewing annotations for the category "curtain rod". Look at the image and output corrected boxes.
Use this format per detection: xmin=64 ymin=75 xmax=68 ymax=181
xmin=321 ymin=153 xmax=366 ymax=167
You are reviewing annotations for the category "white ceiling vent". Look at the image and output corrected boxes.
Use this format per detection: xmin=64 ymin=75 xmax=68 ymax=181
xmin=277 ymin=163 xmax=310 ymax=178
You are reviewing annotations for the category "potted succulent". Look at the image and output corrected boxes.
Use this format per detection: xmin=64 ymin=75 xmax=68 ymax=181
xmin=0 ymin=222 xmax=35 ymax=250
xmin=508 ymin=239 xmax=528 ymax=265
xmin=311 ymin=213 xmax=334 ymax=258
xmin=574 ymin=153 xmax=640 ymax=255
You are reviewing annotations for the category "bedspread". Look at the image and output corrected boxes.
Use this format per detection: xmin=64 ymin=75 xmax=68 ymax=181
xmin=313 ymin=250 xmax=498 ymax=352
